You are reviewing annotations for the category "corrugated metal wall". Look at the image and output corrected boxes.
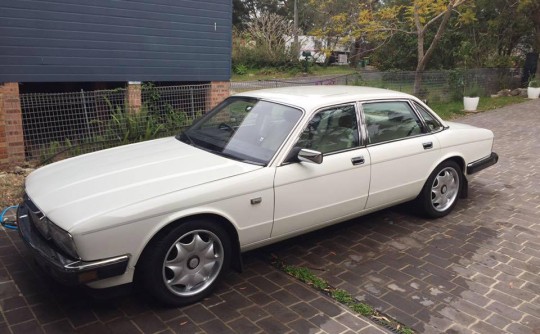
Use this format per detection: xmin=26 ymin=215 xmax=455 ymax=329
xmin=0 ymin=0 xmax=232 ymax=82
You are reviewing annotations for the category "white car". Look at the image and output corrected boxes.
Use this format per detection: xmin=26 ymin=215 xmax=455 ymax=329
xmin=18 ymin=86 xmax=498 ymax=305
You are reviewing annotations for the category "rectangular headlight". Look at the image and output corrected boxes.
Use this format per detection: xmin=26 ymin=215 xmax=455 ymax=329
xmin=49 ymin=223 xmax=79 ymax=260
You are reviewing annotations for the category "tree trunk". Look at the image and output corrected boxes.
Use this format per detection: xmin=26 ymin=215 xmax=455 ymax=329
xmin=413 ymin=2 xmax=455 ymax=95
xmin=534 ymin=14 xmax=540 ymax=78
xmin=414 ymin=70 xmax=424 ymax=98
xmin=350 ymin=37 xmax=362 ymax=68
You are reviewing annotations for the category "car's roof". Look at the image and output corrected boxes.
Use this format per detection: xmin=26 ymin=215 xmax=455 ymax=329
xmin=234 ymin=85 xmax=416 ymax=110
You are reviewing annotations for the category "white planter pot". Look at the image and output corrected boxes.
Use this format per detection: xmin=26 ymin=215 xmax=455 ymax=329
xmin=463 ymin=96 xmax=480 ymax=112
xmin=527 ymin=87 xmax=540 ymax=99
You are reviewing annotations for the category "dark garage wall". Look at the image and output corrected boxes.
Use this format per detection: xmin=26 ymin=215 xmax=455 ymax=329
xmin=0 ymin=0 xmax=231 ymax=82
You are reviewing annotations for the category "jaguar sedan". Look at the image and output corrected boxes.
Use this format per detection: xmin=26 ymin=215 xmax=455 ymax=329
xmin=18 ymin=86 xmax=498 ymax=305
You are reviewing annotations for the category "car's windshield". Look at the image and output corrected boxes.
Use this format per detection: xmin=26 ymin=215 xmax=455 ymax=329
xmin=178 ymin=97 xmax=302 ymax=165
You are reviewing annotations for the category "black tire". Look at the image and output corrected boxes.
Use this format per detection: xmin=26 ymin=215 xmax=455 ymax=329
xmin=418 ymin=160 xmax=462 ymax=218
xmin=138 ymin=219 xmax=231 ymax=306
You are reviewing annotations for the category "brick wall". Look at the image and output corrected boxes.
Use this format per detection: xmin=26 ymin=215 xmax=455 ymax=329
xmin=206 ymin=81 xmax=230 ymax=111
xmin=126 ymin=81 xmax=142 ymax=114
xmin=0 ymin=83 xmax=25 ymax=167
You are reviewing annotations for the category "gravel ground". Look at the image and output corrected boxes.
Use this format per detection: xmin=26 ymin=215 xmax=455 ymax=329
xmin=0 ymin=165 xmax=32 ymax=210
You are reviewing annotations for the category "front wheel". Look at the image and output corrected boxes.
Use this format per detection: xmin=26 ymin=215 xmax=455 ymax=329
xmin=138 ymin=219 xmax=231 ymax=306
xmin=418 ymin=160 xmax=462 ymax=218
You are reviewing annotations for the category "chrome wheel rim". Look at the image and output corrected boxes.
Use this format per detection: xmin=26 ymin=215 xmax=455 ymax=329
xmin=431 ymin=167 xmax=459 ymax=212
xmin=162 ymin=229 xmax=224 ymax=297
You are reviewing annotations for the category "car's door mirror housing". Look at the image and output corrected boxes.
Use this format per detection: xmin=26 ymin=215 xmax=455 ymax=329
xmin=298 ymin=149 xmax=323 ymax=164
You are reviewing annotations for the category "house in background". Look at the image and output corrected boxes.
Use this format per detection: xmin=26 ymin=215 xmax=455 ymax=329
xmin=0 ymin=0 xmax=232 ymax=166
xmin=286 ymin=36 xmax=350 ymax=65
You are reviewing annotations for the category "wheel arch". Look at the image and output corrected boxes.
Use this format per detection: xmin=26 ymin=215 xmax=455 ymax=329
xmin=419 ymin=154 xmax=467 ymax=200
xmin=135 ymin=213 xmax=243 ymax=278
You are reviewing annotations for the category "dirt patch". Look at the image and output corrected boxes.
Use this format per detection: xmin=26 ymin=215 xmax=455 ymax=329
xmin=0 ymin=165 xmax=34 ymax=209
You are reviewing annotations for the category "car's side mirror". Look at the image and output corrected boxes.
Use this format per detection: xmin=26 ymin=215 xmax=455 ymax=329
xmin=298 ymin=149 xmax=323 ymax=164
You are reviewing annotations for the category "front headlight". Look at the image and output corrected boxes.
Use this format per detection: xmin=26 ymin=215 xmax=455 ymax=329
xmin=49 ymin=223 xmax=79 ymax=260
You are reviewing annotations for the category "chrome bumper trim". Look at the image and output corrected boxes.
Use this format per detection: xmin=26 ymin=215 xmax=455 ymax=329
xmin=467 ymin=152 xmax=498 ymax=175
xmin=17 ymin=200 xmax=129 ymax=285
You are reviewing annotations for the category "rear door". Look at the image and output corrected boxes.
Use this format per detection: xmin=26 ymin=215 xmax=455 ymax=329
xmin=361 ymin=100 xmax=441 ymax=210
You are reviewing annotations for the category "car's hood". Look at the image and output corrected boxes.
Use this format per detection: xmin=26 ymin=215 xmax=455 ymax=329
xmin=25 ymin=137 xmax=261 ymax=231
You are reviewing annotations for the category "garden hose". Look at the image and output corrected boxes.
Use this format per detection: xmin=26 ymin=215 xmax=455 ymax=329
xmin=1 ymin=205 xmax=18 ymax=230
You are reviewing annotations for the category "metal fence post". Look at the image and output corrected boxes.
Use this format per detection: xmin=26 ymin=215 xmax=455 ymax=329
xmin=81 ymin=89 xmax=91 ymax=137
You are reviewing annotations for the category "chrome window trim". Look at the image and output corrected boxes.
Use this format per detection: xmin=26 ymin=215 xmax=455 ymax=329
xmin=314 ymin=103 xmax=363 ymax=155
xmin=358 ymin=99 xmax=432 ymax=147
xmin=411 ymin=101 xmax=445 ymax=134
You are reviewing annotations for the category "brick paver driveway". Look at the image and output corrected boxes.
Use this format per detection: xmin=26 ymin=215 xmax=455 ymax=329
xmin=1 ymin=99 xmax=539 ymax=333
xmin=271 ymin=99 xmax=540 ymax=333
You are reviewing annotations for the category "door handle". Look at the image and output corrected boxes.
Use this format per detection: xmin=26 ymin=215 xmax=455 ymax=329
xmin=423 ymin=142 xmax=433 ymax=150
xmin=351 ymin=156 xmax=365 ymax=165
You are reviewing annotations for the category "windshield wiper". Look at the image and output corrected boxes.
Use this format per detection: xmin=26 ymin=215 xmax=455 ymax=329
xmin=177 ymin=132 xmax=193 ymax=145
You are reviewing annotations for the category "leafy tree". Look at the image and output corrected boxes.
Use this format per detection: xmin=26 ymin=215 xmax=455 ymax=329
xmin=358 ymin=0 xmax=474 ymax=94
xmin=519 ymin=0 xmax=540 ymax=78
xmin=233 ymin=0 xmax=251 ymax=29
xmin=304 ymin=0 xmax=472 ymax=92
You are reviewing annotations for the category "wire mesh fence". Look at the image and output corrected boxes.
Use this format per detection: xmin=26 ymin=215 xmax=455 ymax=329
xmin=20 ymin=84 xmax=209 ymax=163
xmin=232 ymin=68 xmax=522 ymax=102
xmin=15 ymin=68 xmax=522 ymax=163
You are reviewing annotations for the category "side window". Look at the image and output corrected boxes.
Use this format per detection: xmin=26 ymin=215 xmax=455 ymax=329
xmin=414 ymin=102 xmax=443 ymax=132
xmin=297 ymin=105 xmax=359 ymax=154
xmin=363 ymin=101 xmax=423 ymax=145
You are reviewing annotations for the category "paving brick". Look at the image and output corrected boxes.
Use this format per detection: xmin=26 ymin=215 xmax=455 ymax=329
xmin=182 ymin=304 xmax=216 ymax=325
xmin=199 ymin=319 xmax=235 ymax=334
xmin=309 ymin=314 xmax=348 ymax=333
xmin=452 ymin=299 xmax=491 ymax=320
xmin=255 ymin=317 xmax=291 ymax=333
xmin=491 ymin=281 xmax=532 ymax=301
xmin=236 ymin=305 xmax=268 ymax=324
xmin=1 ymin=296 xmax=27 ymax=312
xmin=165 ymin=316 xmax=202 ymax=334
xmin=227 ymin=318 xmax=262 ymax=333
xmin=4 ymin=306 xmax=35 ymax=325
xmin=486 ymin=301 xmax=523 ymax=321
xmin=505 ymin=322 xmax=534 ymax=334
xmin=10 ymin=320 xmax=45 ymax=334
xmin=77 ymin=322 xmax=113 ymax=334
xmin=131 ymin=312 xmax=167 ymax=334
xmin=485 ymin=313 xmax=513 ymax=330
xmin=106 ymin=318 xmax=142 ymax=334
xmin=282 ymin=282 xmax=319 ymax=302
xmin=308 ymin=297 xmax=344 ymax=317
xmin=334 ymin=312 xmax=371 ymax=331
xmin=486 ymin=289 xmax=523 ymax=307
xmin=518 ymin=302 xmax=540 ymax=319
xmin=270 ymin=289 xmax=300 ymax=307
xmin=523 ymin=282 xmax=540 ymax=295
xmin=380 ymin=291 xmax=424 ymax=314
xmin=471 ymin=320 xmax=505 ymax=334
xmin=287 ymin=318 xmax=320 ymax=333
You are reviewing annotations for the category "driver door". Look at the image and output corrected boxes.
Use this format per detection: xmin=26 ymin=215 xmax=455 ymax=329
xmin=272 ymin=104 xmax=371 ymax=237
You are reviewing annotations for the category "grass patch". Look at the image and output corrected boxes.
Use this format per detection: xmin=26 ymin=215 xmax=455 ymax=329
xmin=231 ymin=65 xmax=355 ymax=82
xmin=272 ymin=256 xmax=414 ymax=333
xmin=429 ymin=96 xmax=527 ymax=120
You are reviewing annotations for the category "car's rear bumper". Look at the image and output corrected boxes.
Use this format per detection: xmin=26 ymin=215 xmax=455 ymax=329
xmin=17 ymin=201 xmax=129 ymax=285
xmin=467 ymin=152 xmax=498 ymax=175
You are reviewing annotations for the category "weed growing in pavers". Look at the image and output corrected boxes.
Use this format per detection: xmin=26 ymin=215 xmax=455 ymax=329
xmin=271 ymin=255 xmax=415 ymax=334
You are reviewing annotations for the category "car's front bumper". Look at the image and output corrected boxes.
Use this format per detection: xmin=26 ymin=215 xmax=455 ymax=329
xmin=467 ymin=152 xmax=499 ymax=175
xmin=17 ymin=201 xmax=129 ymax=285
